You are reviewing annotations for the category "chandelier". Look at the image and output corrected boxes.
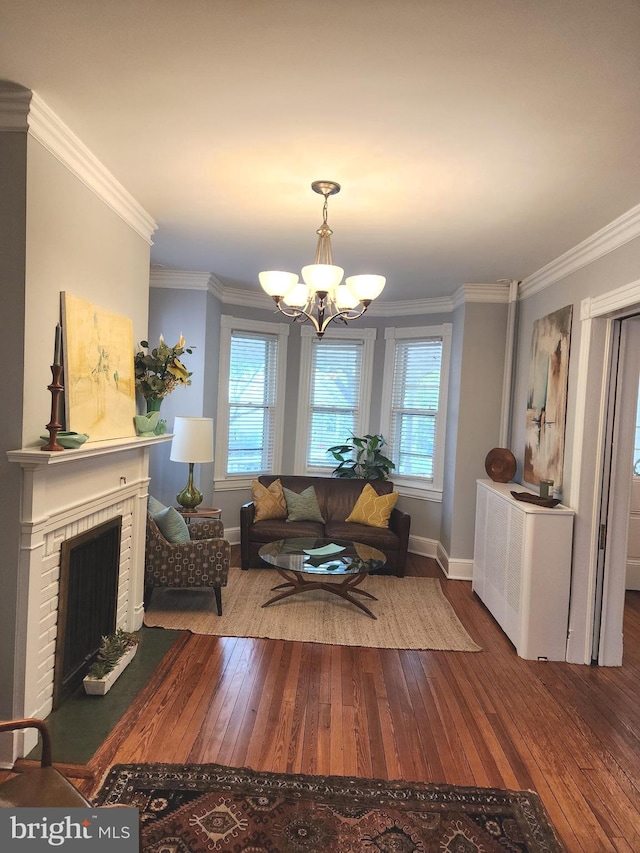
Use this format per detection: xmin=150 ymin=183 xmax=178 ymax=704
xmin=258 ymin=181 xmax=386 ymax=339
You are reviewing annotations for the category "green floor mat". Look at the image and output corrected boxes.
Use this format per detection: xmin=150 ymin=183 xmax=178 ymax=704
xmin=28 ymin=626 xmax=180 ymax=765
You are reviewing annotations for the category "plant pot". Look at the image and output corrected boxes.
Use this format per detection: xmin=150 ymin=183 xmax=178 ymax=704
xmin=83 ymin=644 xmax=137 ymax=695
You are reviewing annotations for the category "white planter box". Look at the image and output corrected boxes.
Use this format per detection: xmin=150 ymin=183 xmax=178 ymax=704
xmin=83 ymin=643 xmax=138 ymax=695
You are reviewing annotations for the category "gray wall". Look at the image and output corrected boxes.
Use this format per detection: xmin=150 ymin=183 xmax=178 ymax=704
xmin=23 ymin=138 xmax=151 ymax=447
xmin=1 ymin=110 xmax=152 ymax=723
xmin=147 ymin=286 xmax=213 ymax=506
xmin=509 ymin=232 xmax=640 ymax=660
xmin=0 ymin=129 xmax=28 ymax=723
xmin=441 ymin=301 xmax=509 ymax=559
xmin=146 ymin=293 xmax=459 ymax=541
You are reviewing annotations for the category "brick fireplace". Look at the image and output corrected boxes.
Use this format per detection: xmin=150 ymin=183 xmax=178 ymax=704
xmin=5 ymin=434 xmax=169 ymax=763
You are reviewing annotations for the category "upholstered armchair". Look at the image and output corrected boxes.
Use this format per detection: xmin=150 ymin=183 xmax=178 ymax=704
xmin=144 ymin=513 xmax=231 ymax=615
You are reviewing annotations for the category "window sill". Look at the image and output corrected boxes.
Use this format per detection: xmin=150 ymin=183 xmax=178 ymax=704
xmin=214 ymin=477 xmax=255 ymax=491
xmin=394 ymin=482 xmax=443 ymax=502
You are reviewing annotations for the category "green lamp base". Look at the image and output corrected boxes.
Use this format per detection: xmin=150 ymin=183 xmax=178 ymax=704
xmin=176 ymin=463 xmax=203 ymax=510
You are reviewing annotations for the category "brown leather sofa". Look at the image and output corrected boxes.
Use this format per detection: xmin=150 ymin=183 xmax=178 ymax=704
xmin=240 ymin=475 xmax=410 ymax=576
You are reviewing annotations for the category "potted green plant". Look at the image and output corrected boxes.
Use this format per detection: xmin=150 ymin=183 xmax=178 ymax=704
xmin=327 ymin=433 xmax=395 ymax=480
xmin=83 ymin=628 xmax=139 ymax=696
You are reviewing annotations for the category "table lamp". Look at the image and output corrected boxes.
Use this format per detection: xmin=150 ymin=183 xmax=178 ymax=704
xmin=170 ymin=416 xmax=214 ymax=510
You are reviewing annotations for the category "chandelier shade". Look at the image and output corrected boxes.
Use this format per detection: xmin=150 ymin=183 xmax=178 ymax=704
xmin=259 ymin=180 xmax=385 ymax=339
xmin=258 ymin=270 xmax=298 ymax=297
xmin=301 ymin=263 xmax=345 ymax=292
xmin=346 ymin=274 xmax=387 ymax=302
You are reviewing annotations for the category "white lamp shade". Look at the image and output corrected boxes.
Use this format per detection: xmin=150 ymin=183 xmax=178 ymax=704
xmin=283 ymin=281 xmax=311 ymax=308
xmin=258 ymin=270 xmax=299 ymax=297
xmin=170 ymin=417 xmax=214 ymax=463
xmin=345 ymin=274 xmax=386 ymax=301
xmin=301 ymin=263 xmax=344 ymax=292
xmin=334 ymin=282 xmax=360 ymax=309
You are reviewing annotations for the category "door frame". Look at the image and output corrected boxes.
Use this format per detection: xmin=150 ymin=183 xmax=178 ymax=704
xmin=566 ymin=277 xmax=640 ymax=665
xmin=594 ymin=317 xmax=640 ymax=664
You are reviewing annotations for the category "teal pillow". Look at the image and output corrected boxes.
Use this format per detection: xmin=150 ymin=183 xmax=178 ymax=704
xmin=152 ymin=506 xmax=190 ymax=543
xmin=148 ymin=495 xmax=166 ymax=516
xmin=283 ymin=486 xmax=325 ymax=523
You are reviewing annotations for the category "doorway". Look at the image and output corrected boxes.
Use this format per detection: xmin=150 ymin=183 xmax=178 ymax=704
xmin=565 ymin=278 xmax=640 ymax=666
xmin=592 ymin=316 xmax=640 ymax=664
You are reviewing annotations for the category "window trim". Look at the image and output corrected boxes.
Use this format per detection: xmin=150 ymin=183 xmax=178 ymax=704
xmin=294 ymin=324 xmax=377 ymax=475
xmin=214 ymin=315 xmax=290 ymax=491
xmin=380 ymin=324 xmax=452 ymax=501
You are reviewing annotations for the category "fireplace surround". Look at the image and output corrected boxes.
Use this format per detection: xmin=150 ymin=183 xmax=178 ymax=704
xmin=5 ymin=434 xmax=170 ymax=764
xmin=54 ymin=516 xmax=123 ymax=709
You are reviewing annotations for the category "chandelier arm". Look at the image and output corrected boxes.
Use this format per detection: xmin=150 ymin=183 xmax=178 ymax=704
xmin=273 ymin=300 xmax=321 ymax=333
xmin=271 ymin=296 xmax=305 ymax=320
xmin=317 ymin=302 xmax=371 ymax=336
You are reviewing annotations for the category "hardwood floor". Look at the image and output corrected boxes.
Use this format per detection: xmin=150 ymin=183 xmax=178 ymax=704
xmin=68 ymin=549 xmax=640 ymax=850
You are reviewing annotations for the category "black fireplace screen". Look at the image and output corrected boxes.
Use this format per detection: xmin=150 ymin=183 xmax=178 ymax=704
xmin=53 ymin=516 xmax=122 ymax=709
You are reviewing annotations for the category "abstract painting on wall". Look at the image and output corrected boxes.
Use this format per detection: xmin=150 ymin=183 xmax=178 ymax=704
xmin=62 ymin=292 xmax=136 ymax=441
xmin=524 ymin=305 xmax=573 ymax=492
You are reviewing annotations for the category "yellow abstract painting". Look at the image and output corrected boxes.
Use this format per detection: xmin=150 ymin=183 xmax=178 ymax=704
xmin=62 ymin=292 xmax=136 ymax=441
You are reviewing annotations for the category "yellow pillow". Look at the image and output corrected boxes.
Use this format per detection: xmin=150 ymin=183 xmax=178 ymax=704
xmin=252 ymin=479 xmax=287 ymax=522
xmin=345 ymin=483 xmax=399 ymax=528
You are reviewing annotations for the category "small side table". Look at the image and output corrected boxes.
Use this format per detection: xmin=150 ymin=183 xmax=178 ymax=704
xmin=176 ymin=506 xmax=222 ymax=523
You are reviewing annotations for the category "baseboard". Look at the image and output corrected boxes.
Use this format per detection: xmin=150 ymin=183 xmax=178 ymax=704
xmin=226 ymin=525 xmax=241 ymax=546
xmin=436 ymin=542 xmax=473 ymax=581
xmin=407 ymin=534 xmax=438 ymax=558
xmin=626 ymin=558 xmax=640 ymax=591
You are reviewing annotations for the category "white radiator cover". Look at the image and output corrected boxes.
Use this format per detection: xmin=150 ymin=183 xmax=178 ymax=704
xmin=472 ymin=479 xmax=574 ymax=661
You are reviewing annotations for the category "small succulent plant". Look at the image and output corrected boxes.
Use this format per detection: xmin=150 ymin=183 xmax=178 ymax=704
xmin=85 ymin=628 xmax=138 ymax=680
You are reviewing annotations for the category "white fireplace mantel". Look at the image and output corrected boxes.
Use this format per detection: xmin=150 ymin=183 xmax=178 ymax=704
xmin=8 ymin=434 xmax=171 ymax=525
xmin=3 ymin=433 xmax=170 ymax=766
xmin=8 ymin=433 xmax=171 ymax=468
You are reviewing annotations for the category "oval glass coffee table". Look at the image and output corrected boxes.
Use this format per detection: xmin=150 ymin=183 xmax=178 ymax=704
xmin=258 ymin=538 xmax=386 ymax=619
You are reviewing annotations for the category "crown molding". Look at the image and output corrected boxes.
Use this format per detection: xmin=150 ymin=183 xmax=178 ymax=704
xmin=451 ymin=283 xmax=510 ymax=310
xmin=0 ymin=82 xmax=32 ymax=131
xmin=151 ymin=269 xmax=210 ymax=289
xmin=219 ymin=284 xmax=274 ymax=309
xmin=149 ymin=273 xmax=513 ymax=315
xmin=28 ymin=93 xmax=157 ymax=244
xmin=0 ymin=87 xmax=157 ymax=244
xmin=520 ymin=202 xmax=640 ymax=300
xmin=366 ymin=296 xmax=454 ymax=316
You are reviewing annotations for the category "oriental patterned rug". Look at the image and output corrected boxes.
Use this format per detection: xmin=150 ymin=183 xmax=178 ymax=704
xmin=93 ymin=763 xmax=564 ymax=852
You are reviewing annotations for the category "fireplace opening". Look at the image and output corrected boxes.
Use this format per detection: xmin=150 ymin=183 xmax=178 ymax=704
xmin=53 ymin=516 xmax=122 ymax=709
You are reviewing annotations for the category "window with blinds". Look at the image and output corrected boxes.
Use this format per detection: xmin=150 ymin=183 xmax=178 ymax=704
xmin=389 ymin=337 xmax=443 ymax=479
xmin=227 ymin=330 xmax=279 ymax=475
xmin=307 ymin=339 xmax=364 ymax=468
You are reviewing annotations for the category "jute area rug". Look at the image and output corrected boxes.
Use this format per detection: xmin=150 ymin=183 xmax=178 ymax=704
xmin=143 ymin=566 xmax=481 ymax=652
xmin=94 ymin=763 xmax=564 ymax=852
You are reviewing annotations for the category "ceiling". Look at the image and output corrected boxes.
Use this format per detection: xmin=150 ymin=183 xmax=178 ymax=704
xmin=2 ymin=0 xmax=640 ymax=302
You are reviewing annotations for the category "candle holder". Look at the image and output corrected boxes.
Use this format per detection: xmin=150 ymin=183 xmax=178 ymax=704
xmin=41 ymin=364 xmax=65 ymax=452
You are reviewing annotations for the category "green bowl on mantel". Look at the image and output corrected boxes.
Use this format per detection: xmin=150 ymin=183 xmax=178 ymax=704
xmin=40 ymin=431 xmax=89 ymax=449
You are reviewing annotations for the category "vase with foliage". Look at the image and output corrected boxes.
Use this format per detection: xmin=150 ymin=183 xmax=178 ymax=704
xmin=83 ymin=628 xmax=139 ymax=695
xmin=134 ymin=334 xmax=194 ymax=412
xmin=327 ymin=433 xmax=395 ymax=480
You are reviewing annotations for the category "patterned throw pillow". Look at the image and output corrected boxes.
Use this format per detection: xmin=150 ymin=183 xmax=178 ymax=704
xmin=252 ymin=479 xmax=287 ymax=522
xmin=345 ymin=483 xmax=399 ymax=528
xmin=152 ymin=506 xmax=191 ymax=543
xmin=283 ymin=486 xmax=325 ymax=523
